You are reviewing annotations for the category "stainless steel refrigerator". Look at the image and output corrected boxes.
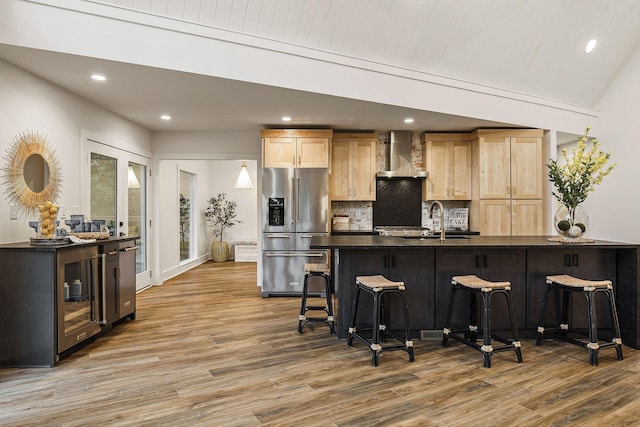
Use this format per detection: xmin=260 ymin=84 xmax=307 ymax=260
xmin=261 ymin=167 xmax=329 ymax=296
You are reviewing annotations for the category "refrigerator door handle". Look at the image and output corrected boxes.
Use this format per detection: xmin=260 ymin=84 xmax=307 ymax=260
xmin=265 ymin=234 xmax=291 ymax=239
xmin=294 ymin=175 xmax=300 ymax=224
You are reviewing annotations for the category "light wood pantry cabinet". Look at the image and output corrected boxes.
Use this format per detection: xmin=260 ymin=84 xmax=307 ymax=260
xmin=261 ymin=129 xmax=332 ymax=168
xmin=330 ymin=132 xmax=377 ymax=201
xmin=422 ymin=133 xmax=472 ymax=201
xmin=471 ymin=129 xmax=544 ymax=236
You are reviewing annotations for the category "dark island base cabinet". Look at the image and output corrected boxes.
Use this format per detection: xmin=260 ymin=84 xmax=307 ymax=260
xmin=315 ymin=236 xmax=640 ymax=348
xmin=526 ymin=248 xmax=616 ymax=331
xmin=434 ymin=248 xmax=527 ymax=332
xmin=98 ymin=240 xmax=137 ymax=329
xmin=0 ymin=245 xmax=101 ymax=367
xmin=335 ymin=249 xmax=435 ymax=339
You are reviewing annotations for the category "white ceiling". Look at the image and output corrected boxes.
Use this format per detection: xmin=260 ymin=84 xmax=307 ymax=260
xmin=1 ymin=0 xmax=640 ymax=134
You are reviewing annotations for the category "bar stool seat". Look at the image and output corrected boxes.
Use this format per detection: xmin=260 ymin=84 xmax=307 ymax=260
xmin=442 ymin=275 xmax=523 ymax=368
xmin=536 ymin=274 xmax=623 ymax=366
xmin=298 ymin=263 xmax=335 ymax=335
xmin=347 ymin=275 xmax=414 ymax=367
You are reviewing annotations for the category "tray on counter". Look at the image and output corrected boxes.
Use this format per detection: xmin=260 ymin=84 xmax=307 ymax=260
xmin=30 ymin=236 xmax=71 ymax=246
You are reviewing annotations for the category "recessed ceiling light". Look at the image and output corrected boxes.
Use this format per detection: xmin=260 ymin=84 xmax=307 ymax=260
xmin=282 ymin=116 xmax=292 ymax=122
xmin=160 ymin=114 xmax=171 ymax=121
xmin=91 ymin=74 xmax=106 ymax=81
xmin=585 ymin=39 xmax=597 ymax=54
xmin=404 ymin=117 xmax=414 ymax=124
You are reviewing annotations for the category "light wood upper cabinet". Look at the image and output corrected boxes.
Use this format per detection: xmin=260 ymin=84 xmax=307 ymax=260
xmin=261 ymin=129 xmax=331 ymax=168
xmin=511 ymin=136 xmax=543 ymax=199
xmin=472 ymin=129 xmax=545 ymax=236
xmin=422 ymin=133 xmax=472 ymax=201
xmin=330 ymin=133 xmax=376 ymax=201
xmin=476 ymin=130 xmax=543 ymax=199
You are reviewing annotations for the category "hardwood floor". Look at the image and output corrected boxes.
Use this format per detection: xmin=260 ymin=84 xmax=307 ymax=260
xmin=2 ymin=261 xmax=640 ymax=426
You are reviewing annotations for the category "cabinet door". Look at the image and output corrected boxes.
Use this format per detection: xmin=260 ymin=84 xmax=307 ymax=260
xmin=479 ymin=199 xmax=511 ymax=236
xmin=351 ymin=140 xmax=376 ymax=200
xmin=449 ymin=141 xmax=472 ymax=200
xmin=511 ymin=199 xmax=543 ymax=236
xmin=479 ymin=137 xmax=511 ymax=199
xmin=434 ymin=249 xmax=478 ymax=328
xmin=297 ymin=137 xmax=329 ymax=168
xmin=526 ymin=248 xmax=616 ymax=329
xmin=388 ymin=249 xmax=435 ymax=333
xmin=424 ymin=141 xmax=450 ymax=200
xmin=435 ymin=249 xmax=525 ymax=331
xmin=511 ymin=136 xmax=542 ymax=199
xmin=330 ymin=141 xmax=350 ymax=200
xmin=478 ymin=249 xmax=527 ymax=331
xmin=336 ymin=250 xmax=386 ymax=338
xmin=263 ymin=137 xmax=296 ymax=167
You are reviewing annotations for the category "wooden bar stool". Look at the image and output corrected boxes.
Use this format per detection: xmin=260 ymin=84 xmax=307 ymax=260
xmin=442 ymin=275 xmax=523 ymax=368
xmin=347 ymin=275 xmax=414 ymax=367
xmin=536 ymin=274 xmax=623 ymax=366
xmin=298 ymin=263 xmax=335 ymax=335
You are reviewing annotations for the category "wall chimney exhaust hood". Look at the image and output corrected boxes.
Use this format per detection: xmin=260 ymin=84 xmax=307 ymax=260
xmin=376 ymin=130 xmax=428 ymax=178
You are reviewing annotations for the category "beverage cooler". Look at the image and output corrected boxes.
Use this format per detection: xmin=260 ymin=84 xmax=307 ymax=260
xmin=56 ymin=246 xmax=101 ymax=354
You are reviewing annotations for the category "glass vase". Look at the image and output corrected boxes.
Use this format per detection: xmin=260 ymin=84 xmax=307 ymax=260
xmin=554 ymin=204 xmax=589 ymax=239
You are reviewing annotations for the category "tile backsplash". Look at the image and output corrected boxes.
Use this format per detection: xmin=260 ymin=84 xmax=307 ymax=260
xmin=331 ymin=201 xmax=373 ymax=231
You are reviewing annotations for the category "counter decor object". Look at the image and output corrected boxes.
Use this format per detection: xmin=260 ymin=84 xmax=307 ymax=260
xmin=205 ymin=193 xmax=242 ymax=262
xmin=547 ymin=126 xmax=615 ymax=241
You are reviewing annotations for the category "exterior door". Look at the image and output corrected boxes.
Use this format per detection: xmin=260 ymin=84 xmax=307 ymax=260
xmin=84 ymin=139 xmax=151 ymax=291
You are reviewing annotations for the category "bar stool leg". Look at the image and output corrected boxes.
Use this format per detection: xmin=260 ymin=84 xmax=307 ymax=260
xmin=536 ymin=282 xmax=553 ymax=346
xmin=297 ymin=273 xmax=311 ymax=334
xmin=399 ymin=290 xmax=415 ymax=362
xmin=480 ymin=291 xmax=492 ymax=368
xmin=347 ymin=286 xmax=361 ymax=347
xmin=607 ymin=288 xmax=624 ymax=361
xmin=585 ymin=291 xmax=599 ymax=366
xmin=442 ymin=283 xmax=458 ymax=346
xmin=503 ymin=290 xmax=523 ymax=363
xmin=324 ymin=274 xmax=336 ymax=335
xmin=371 ymin=291 xmax=382 ymax=367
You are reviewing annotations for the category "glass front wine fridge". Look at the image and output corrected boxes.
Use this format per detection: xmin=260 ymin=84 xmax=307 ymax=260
xmin=57 ymin=246 xmax=101 ymax=354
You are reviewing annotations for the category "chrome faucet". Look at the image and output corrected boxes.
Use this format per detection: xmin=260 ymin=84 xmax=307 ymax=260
xmin=429 ymin=200 xmax=445 ymax=241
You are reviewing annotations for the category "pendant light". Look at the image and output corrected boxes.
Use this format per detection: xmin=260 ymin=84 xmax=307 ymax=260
xmin=234 ymin=162 xmax=253 ymax=189
xmin=128 ymin=166 xmax=141 ymax=189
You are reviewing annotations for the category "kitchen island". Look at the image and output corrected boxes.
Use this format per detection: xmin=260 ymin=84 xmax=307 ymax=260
xmin=310 ymin=235 xmax=640 ymax=348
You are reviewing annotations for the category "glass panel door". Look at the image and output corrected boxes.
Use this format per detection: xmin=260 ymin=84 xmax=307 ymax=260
xmin=128 ymin=162 xmax=146 ymax=274
xmin=84 ymin=139 xmax=151 ymax=291
xmin=91 ymin=153 xmax=117 ymax=236
xmin=179 ymin=170 xmax=194 ymax=262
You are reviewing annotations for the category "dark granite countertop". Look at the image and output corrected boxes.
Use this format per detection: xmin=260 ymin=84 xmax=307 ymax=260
xmin=0 ymin=235 xmax=138 ymax=251
xmin=311 ymin=235 xmax=639 ymax=249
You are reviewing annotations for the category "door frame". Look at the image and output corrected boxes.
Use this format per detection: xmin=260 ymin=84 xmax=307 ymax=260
xmin=81 ymin=132 xmax=152 ymax=291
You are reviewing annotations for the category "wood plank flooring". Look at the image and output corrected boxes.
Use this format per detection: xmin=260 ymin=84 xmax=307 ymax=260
xmin=2 ymin=261 xmax=640 ymax=426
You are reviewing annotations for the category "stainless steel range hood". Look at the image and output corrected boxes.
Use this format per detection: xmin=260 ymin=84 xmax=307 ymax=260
xmin=376 ymin=130 xmax=428 ymax=178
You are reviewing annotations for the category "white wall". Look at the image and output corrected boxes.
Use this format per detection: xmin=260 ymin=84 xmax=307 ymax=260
xmin=588 ymin=42 xmax=640 ymax=243
xmin=0 ymin=58 xmax=151 ymax=244
xmin=156 ymin=159 xmax=211 ymax=282
xmin=208 ymin=160 xmax=259 ymax=246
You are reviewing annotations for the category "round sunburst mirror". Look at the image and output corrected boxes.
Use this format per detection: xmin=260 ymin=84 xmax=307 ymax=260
xmin=1 ymin=131 xmax=62 ymax=216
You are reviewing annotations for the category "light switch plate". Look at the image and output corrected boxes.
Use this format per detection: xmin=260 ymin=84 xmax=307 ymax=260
xmin=10 ymin=204 xmax=19 ymax=220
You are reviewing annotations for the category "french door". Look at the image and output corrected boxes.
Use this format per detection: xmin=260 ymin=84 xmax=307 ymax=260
xmin=83 ymin=139 xmax=151 ymax=291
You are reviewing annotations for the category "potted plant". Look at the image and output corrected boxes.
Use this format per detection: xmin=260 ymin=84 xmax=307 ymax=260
xmin=204 ymin=193 xmax=243 ymax=262
xmin=547 ymin=126 xmax=615 ymax=239
xmin=179 ymin=194 xmax=190 ymax=258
